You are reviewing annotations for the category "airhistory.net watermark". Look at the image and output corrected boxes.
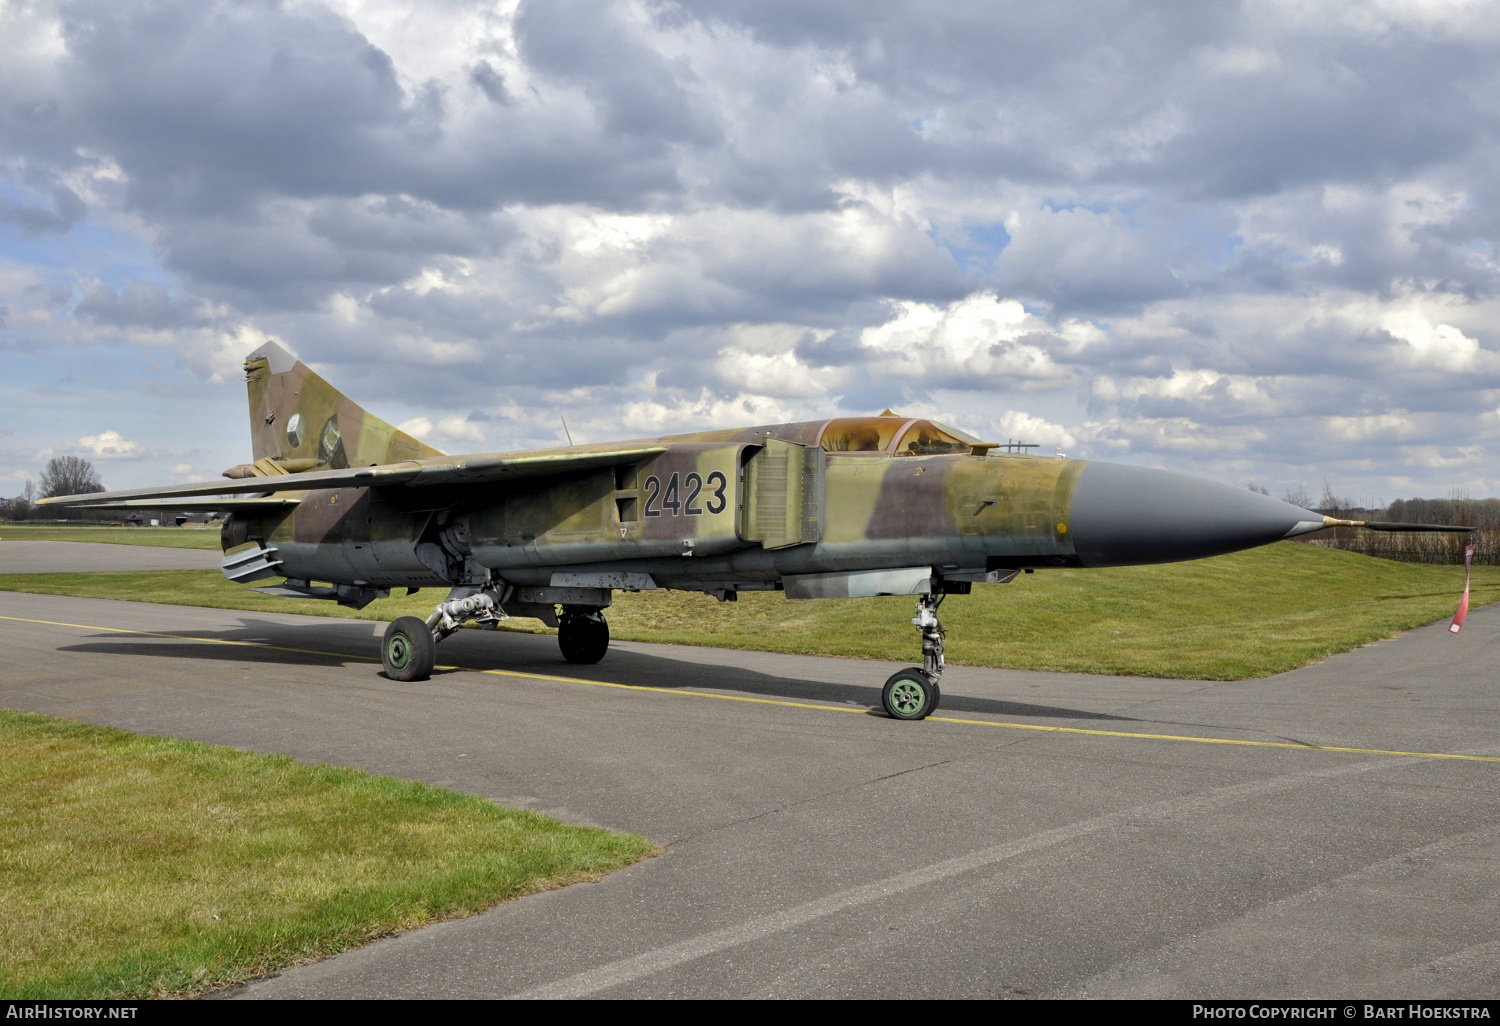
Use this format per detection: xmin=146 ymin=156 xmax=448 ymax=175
xmin=5 ymin=1008 xmax=137 ymax=1020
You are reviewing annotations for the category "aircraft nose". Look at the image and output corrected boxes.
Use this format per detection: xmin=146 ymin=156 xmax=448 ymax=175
xmin=1067 ymin=461 xmax=1324 ymax=568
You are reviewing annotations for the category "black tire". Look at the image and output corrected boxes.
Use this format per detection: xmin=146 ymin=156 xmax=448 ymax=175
xmin=558 ymin=612 xmax=610 ymax=664
xmin=383 ymin=616 xmax=435 ymax=682
xmin=882 ymin=668 xmax=936 ymax=720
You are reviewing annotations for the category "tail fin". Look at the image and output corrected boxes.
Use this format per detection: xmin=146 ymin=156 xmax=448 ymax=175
xmin=242 ymin=341 xmax=445 ymax=470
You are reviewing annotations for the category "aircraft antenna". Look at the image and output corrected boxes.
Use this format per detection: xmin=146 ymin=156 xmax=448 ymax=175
xmin=561 ymin=414 xmax=574 ymax=446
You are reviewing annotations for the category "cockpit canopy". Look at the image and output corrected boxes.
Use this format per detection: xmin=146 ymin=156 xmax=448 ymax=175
xmin=817 ymin=417 xmax=976 ymax=456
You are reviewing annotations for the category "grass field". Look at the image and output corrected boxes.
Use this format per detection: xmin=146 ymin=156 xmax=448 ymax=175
xmin=0 ymin=709 xmax=657 ymax=999
xmin=0 ymin=523 xmax=222 ymax=549
xmin=2 ymin=542 xmax=1490 ymax=679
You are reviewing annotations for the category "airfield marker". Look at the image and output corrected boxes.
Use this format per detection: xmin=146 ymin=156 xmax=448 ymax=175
xmin=1450 ymin=544 xmax=1476 ymax=635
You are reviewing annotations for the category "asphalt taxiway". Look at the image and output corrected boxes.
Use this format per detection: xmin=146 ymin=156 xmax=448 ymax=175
xmin=2 ymin=586 xmax=1497 ymax=999
xmin=0 ymin=539 xmax=221 ymax=573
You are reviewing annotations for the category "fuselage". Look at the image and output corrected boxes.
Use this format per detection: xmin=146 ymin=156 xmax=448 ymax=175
xmin=227 ymin=415 xmax=1323 ymax=597
xmin=37 ymin=338 xmax=1456 ymax=696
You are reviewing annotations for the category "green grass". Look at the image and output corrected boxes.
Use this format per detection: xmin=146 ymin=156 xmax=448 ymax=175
xmin=0 ymin=709 xmax=657 ymax=999
xmin=2 ymin=543 xmax=1491 ymax=679
xmin=0 ymin=523 xmax=222 ymax=549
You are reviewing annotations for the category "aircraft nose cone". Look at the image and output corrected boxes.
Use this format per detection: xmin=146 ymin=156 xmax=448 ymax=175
xmin=1068 ymin=462 xmax=1322 ymax=568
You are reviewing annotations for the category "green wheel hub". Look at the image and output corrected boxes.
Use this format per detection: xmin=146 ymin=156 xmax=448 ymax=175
xmin=382 ymin=616 xmax=435 ymax=682
xmin=888 ymin=679 xmax=927 ymax=717
xmin=386 ymin=632 xmax=412 ymax=671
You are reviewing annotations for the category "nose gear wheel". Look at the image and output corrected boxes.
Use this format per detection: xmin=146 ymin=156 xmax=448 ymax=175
xmin=882 ymin=668 xmax=937 ymax=720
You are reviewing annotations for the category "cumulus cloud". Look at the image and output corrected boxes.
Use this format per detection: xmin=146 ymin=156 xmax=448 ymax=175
xmin=47 ymin=430 xmax=152 ymax=460
xmin=615 ymin=389 xmax=799 ymax=437
xmin=167 ymin=462 xmax=207 ymax=482
xmin=2 ymin=0 xmax=1500 ymax=498
xmin=1381 ymin=311 xmax=1485 ymax=373
xmin=397 ymin=414 xmax=488 ymax=448
xmin=858 ymin=294 xmax=1082 ymax=388
xmin=991 ymin=410 xmax=1076 ymax=452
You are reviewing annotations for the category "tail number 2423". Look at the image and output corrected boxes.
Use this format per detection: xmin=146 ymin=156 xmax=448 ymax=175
xmin=644 ymin=471 xmax=728 ymax=517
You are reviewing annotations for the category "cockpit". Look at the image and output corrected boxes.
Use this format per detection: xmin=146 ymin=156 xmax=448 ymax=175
xmin=817 ymin=417 xmax=977 ymax=456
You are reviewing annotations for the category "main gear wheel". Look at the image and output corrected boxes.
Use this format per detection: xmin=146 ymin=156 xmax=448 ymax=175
xmin=383 ymin=616 xmax=436 ymax=682
xmin=558 ymin=611 xmax=610 ymax=664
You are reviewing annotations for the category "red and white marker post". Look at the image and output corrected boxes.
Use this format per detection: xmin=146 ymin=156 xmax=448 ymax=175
xmin=1449 ymin=544 xmax=1477 ymax=635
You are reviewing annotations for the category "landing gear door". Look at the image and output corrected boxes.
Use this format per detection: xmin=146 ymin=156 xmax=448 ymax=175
xmin=741 ymin=438 xmax=825 ymax=549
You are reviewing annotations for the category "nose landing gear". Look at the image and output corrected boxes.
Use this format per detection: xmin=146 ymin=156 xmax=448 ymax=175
xmin=881 ymin=591 xmax=945 ymax=720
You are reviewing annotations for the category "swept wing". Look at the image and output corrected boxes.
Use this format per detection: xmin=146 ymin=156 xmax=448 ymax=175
xmin=38 ymin=447 xmax=667 ymax=509
xmin=63 ymin=497 xmax=301 ymax=513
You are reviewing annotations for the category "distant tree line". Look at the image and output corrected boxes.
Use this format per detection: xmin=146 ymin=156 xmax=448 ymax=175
xmin=5 ymin=479 xmax=37 ymax=521
xmin=1387 ymin=496 xmax=1500 ymax=528
xmin=40 ymin=455 xmax=104 ymax=499
xmin=1285 ymin=481 xmax=1497 ymax=566
xmin=6 ymin=455 xmax=209 ymax=525
xmin=5 ymin=456 xmax=108 ymax=522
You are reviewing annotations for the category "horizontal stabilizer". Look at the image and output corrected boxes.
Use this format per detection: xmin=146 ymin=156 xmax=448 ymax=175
xmin=38 ymin=447 xmax=668 ymax=508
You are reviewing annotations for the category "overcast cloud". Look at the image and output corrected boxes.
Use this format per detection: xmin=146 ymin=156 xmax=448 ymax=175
xmin=2 ymin=0 xmax=1498 ymax=500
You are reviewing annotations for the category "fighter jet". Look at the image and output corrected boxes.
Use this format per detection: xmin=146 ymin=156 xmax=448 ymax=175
xmin=41 ymin=341 xmax=1472 ymax=721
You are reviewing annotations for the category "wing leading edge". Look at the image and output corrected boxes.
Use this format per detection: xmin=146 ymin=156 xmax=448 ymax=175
xmin=59 ymin=497 xmax=300 ymax=513
xmin=38 ymin=447 xmax=669 ymax=509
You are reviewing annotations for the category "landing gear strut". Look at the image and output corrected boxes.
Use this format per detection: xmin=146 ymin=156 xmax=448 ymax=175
xmin=381 ymin=587 xmax=614 ymax=681
xmin=881 ymin=591 xmax=945 ymax=720
xmin=381 ymin=585 xmax=506 ymax=682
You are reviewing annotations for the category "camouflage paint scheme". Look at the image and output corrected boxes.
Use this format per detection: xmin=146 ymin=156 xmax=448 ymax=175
xmin=215 ymin=344 xmax=1085 ymax=611
xmin=44 ymin=340 xmax=1464 ymax=646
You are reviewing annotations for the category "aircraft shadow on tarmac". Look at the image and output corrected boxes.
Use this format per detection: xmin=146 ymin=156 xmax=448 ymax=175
xmin=59 ymin=617 xmax=1142 ymax=724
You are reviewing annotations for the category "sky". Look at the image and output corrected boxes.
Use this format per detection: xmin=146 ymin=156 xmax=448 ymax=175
xmin=2 ymin=0 xmax=1498 ymax=504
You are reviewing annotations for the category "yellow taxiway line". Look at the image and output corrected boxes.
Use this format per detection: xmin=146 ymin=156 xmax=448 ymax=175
xmin=5 ymin=613 xmax=1497 ymax=765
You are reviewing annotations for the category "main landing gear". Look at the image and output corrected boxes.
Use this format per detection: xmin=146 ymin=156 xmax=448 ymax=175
xmin=881 ymin=592 xmax=946 ymax=721
xmin=382 ymin=616 xmax=436 ymax=682
xmin=557 ymin=610 xmax=609 ymax=664
xmin=380 ymin=586 xmax=612 ymax=681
